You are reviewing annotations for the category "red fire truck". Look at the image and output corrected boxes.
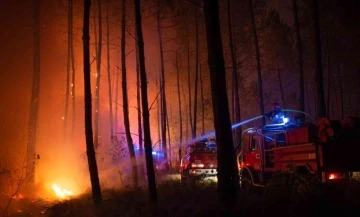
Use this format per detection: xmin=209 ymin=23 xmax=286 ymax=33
xmin=237 ymin=107 xmax=360 ymax=189
xmin=180 ymin=139 xmax=217 ymax=183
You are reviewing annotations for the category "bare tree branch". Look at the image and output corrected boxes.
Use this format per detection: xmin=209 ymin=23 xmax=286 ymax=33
xmin=149 ymin=83 xmax=164 ymax=111
xmin=184 ymin=0 xmax=203 ymax=8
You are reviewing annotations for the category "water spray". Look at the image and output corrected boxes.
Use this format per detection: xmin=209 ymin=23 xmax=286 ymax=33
xmin=188 ymin=115 xmax=264 ymax=144
xmin=186 ymin=108 xmax=314 ymax=145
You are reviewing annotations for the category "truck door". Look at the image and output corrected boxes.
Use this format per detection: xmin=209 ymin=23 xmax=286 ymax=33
xmin=245 ymin=134 xmax=262 ymax=171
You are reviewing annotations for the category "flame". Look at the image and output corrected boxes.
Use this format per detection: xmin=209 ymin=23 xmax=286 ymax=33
xmin=12 ymin=193 xmax=24 ymax=199
xmin=52 ymin=184 xmax=73 ymax=199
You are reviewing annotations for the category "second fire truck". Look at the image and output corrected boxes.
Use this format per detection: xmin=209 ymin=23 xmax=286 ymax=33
xmin=236 ymin=104 xmax=360 ymax=189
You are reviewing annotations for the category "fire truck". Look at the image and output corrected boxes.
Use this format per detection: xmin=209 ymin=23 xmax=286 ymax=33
xmin=180 ymin=139 xmax=217 ymax=183
xmin=134 ymin=147 xmax=167 ymax=173
xmin=236 ymin=105 xmax=360 ymax=189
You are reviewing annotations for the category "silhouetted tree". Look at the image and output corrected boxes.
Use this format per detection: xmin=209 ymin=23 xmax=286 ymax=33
xmin=166 ymin=104 xmax=172 ymax=169
xmin=63 ymin=0 xmax=71 ymax=141
xmin=135 ymin=32 xmax=145 ymax=181
xmin=106 ymin=5 xmax=114 ymax=138
xmin=156 ymin=77 xmax=161 ymax=149
xmin=94 ymin=0 xmax=102 ymax=148
xmin=26 ymin=0 xmax=41 ymax=184
xmin=264 ymin=10 xmax=291 ymax=108
xmin=114 ymin=67 xmax=119 ymax=132
xmin=275 ymin=46 xmax=285 ymax=107
xmin=312 ymin=0 xmax=326 ymax=118
xmin=199 ymin=61 xmax=205 ymax=135
xmin=192 ymin=8 xmax=199 ymax=139
xmin=325 ymin=29 xmax=331 ymax=118
xmin=227 ymin=0 xmax=241 ymax=145
xmin=293 ymin=0 xmax=305 ymax=112
xmin=203 ymin=0 xmax=239 ymax=213
xmin=121 ymin=0 xmax=138 ymax=187
xmin=175 ymin=51 xmax=183 ymax=161
xmin=249 ymin=0 xmax=265 ymax=122
xmin=186 ymin=25 xmax=193 ymax=137
xmin=70 ymin=0 xmax=76 ymax=141
xmin=336 ymin=55 xmax=344 ymax=119
xmin=157 ymin=1 xmax=169 ymax=170
xmin=133 ymin=0 xmax=157 ymax=202
xmin=82 ymin=0 xmax=103 ymax=212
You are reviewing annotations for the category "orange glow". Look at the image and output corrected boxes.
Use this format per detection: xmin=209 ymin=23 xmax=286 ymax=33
xmin=52 ymin=184 xmax=73 ymax=199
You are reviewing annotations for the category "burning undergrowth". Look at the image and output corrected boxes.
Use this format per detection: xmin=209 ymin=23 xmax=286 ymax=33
xmin=43 ymin=178 xmax=360 ymax=217
xmin=0 ymin=134 xmax=145 ymax=216
xmin=45 ymin=180 xmax=220 ymax=217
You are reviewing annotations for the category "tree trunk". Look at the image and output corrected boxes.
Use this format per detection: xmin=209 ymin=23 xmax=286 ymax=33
xmin=135 ymin=32 xmax=144 ymax=181
xmin=326 ymin=30 xmax=331 ymax=118
xmin=121 ymin=0 xmax=138 ymax=187
xmin=249 ymin=0 xmax=265 ymax=124
xmin=70 ymin=0 xmax=76 ymax=141
xmin=192 ymin=9 xmax=199 ymax=139
xmin=114 ymin=11 xmax=119 ymax=133
xmin=336 ymin=55 xmax=344 ymax=119
xmin=182 ymin=82 xmax=189 ymax=143
xmin=114 ymin=68 xmax=119 ymax=132
xmin=186 ymin=26 xmax=193 ymax=136
xmin=134 ymin=0 xmax=157 ymax=202
xmin=157 ymin=3 xmax=169 ymax=170
xmin=27 ymin=0 xmax=41 ymax=184
xmin=349 ymin=83 xmax=352 ymax=113
xmin=83 ymin=0 xmax=103 ymax=211
xmin=231 ymin=70 xmax=236 ymax=144
xmin=106 ymin=6 xmax=114 ymax=139
xmin=331 ymin=95 xmax=336 ymax=118
xmin=275 ymin=47 xmax=285 ymax=107
xmin=227 ymin=0 xmax=241 ymax=145
xmin=305 ymin=82 xmax=311 ymax=115
xmin=94 ymin=0 xmax=102 ymax=148
xmin=231 ymin=74 xmax=235 ymax=125
xmin=330 ymin=68 xmax=337 ymax=118
xmin=199 ymin=61 xmax=205 ymax=135
xmin=156 ymin=77 xmax=161 ymax=149
xmin=203 ymin=0 xmax=239 ymax=213
xmin=93 ymin=8 xmax=98 ymax=60
xmin=175 ymin=51 xmax=183 ymax=161
xmin=63 ymin=0 xmax=71 ymax=142
xmin=312 ymin=0 xmax=326 ymax=118
xmin=293 ymin=0 xmax=305 ymax=112
xmin=313 ymin=82 xmax=318 ymax=116
xmin=166 ymin=105 xmax=172 ymax=169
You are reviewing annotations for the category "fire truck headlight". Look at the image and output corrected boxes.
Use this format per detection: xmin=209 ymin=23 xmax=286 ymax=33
xmin=282 ymin=117 xmax=289 ymax=124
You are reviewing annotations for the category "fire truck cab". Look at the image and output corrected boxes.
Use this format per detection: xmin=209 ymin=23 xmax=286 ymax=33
xmin=237 ymin=112 xmax=360 ymax=189
xmin=180 ymin=140 xmax=217 ymax=183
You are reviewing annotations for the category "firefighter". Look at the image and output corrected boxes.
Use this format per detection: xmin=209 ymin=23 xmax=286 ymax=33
xmin=264 ymin=102 xmax=285 ymax=124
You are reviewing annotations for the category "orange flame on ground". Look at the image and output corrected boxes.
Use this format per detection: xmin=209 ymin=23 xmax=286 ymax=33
xmin=51 ymin=184 xmax=73 ymax=199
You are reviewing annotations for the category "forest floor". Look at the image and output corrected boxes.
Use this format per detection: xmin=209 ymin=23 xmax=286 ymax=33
xmin=3 ymin=174 xmax=359 ymax=217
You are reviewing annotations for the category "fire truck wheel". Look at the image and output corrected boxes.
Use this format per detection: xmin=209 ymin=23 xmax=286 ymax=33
xmin=180 ymin=170 xmax=194 ymax=185
xmin=182 ymin=175 xmax=197 ymax=185
xmin=240 ymin=175 xmax=256 ymax=193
